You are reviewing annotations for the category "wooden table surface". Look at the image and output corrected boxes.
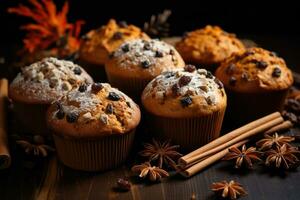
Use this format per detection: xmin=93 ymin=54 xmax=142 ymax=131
xmin=0 ymin=36 xmax=300 ymax=200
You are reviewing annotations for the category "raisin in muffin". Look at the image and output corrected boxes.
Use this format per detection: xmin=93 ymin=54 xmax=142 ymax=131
xmin=9 ymin=57 xmax=93 ymax=135
xmin=79 ymin=19 xmax=149 ymax=81
xmin=175 ymin=25 xmax=245 ymax=71
xmin=215 ymin=47 xmax=293 ymax=124
xmin=105 ymin=39 xmax=185 ymax=99
xmin=141 ymin=65 xmax=227 ymax=150
xmin=47 ymin=83 xmax=141 ymax=171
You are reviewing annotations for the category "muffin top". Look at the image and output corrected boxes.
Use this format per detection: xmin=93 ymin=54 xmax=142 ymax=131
xmin=47 ymin=83 xmax=141 ymax=138
xmin=79 ymin=19 xmax=149 ymax=65
xmin=215 ymin=47 xmax=294 ymax=93
xmin=142 ymin=65 xmax=227 ymax=118
xmin=175 ymin=25 xmax=245 ymax=65
xmin=105 ymin=39 xmax=185 ymax=79
xmin=9 ymin=57 xmax=93 ymax=104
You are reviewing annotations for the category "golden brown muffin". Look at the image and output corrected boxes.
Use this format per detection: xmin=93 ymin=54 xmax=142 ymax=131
xmin=9 ymin=57 xmax=93 ymax=135
xmin=105 ymin=39 xmax=185 ymax=99
xmin=79 ymin=19 xmax=149 ymax=81
xmin=176 ymin=25 xmax=245 ymax=70
xmin=47 ymin=82 xmax=141 ymax=171
xmin=215 ymin=47 xmax=293 ymax=124
xmin=142 ymin=66 xmax=227 ymax=150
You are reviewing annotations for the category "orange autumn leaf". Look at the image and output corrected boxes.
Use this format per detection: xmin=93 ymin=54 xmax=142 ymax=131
xmin=8 ymin=0 xmax=84 ymax=56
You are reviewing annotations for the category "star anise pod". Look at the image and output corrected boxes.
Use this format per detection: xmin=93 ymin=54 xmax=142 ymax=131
xmin=143 ymin=9 xmax=171 ymax=38
xmin=222 ymin=145 xmax=261 ymax=169
xmin=265 ymin=144 xmax=300 ymax=169
xmin=139 ymin=139 xmax=182 ymax=169
xmin=16 ymin=135 xmax=55 ymax=157
xmin=211 ymin=180 xmax=247 ymax=199
xmin=256 ymin=133 xmax=294 ymax=151
xmin=131 ymin=162 xmax=169 ymax=182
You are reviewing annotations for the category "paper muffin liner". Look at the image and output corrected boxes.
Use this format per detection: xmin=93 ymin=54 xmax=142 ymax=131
xmin=106 ymin=72 xmax=150 ymax=101
xmin=225 ymin=89 xmax=289 ymax=126
xmin=77 ymin=60 xmax=107 ymax=82
xmin=13 ymin=101 xmax=50 ymax=135
xmin=147 ymin=108 xmax=226 ymax=151
xmin=52 ymin=130 xmax=136 ymax=171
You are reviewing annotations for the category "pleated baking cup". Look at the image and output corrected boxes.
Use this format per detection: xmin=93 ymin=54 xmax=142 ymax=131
xmin=13 ymin=101 xmax=50 ymax=135
xmin=225 ymin=88 xmax=289 ymax=126
xmin=77 ymin=60 xmax=107 ymax=82
xmin=106 ymin=72 xmax=150 ymax=102
xmin=53 ymin=130 xmax=136 ymax=171
xmin=147 ymin=108 xmax=226 ymax=151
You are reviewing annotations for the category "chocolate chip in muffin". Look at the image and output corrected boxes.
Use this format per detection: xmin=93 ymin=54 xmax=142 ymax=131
xmin=121 ymin=44 xmax=130 ymax=52
xmin=255 ymin=61 xmax=268 ymax=69
xmin=56 ymin=109 xmax=65 ymax=119
xmin=178 ymin=76 xmax=192 ymax=87
xmin=106 ymin=104 xmax=114 ymax=114
xmin=229 ymin=76 xmax=237 ymax=86
xmin=272 ymin=67 xmax=281 ymax=78
xmin=91 ymin=83 xmax=104 ymax=93
xmin=171 ymin=83 xmax=180 ymax=96
xmin=214 ymin=78 xmax=223 ymax=89
xmin=126 ymin=101 xmax=131 ymax=108
xmin=180 ymin=96 xmax=192 ymax=107
xmin=184 ymin=64 xmax=196 ymax=72
xmin=66 ymin=112 xmax=79 ymax=123
xmin=206 ymin=96 xmax=214 ymax=105
xmin=241 ymin=72 xmax=249 ymax=81
xmin=78 ymin=84 xmax=87 ymax=92
xmin=155 ymin=51 xmax=164 ymax=58
xmin=143 ymin=42 xmax=151 ymax=50
xmin=199 ymin=85 xmax=208 ymax=92
xmin=118 ymin=21 xmax=128 ymax=28
xmin=206 ymin=71 xmax=214 ymax=79
xmin=108 ymin=92 xmax=120 ymax=101
xmin=112 ymin=31 xmax=123 ymax=40
xmin=164 ymin=71 xmax=175 ymax=78
xmin=225 ymin=64 xmax=236 ymax=75
xmin=244 ymin=49 xmax=255 ymax=57
xmin=169 ymin=49 xmax=175 ymax=55
xmin=73 ymin=67 xmax=82 ymax=75
xmin=141 ymin=60 xmax=151 ymax=68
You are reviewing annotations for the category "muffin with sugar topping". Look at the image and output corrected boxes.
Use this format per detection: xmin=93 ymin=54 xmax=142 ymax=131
xmin=105 ymin=38 xmax=185 ymax=99
xmin=175 ymin=25 xmax=245 ymax=71
xmin=141 ymin=65 xmax=226 ymax=150
xmin=47 ymin=82 xmax=141 ymax=171
xmin=9 ymin=57 xmax=93 ymax=135
xmin=216 ymin=47 xmax=293 ymax=124
xmin=79 ymin=19 xmax=149 ymax=81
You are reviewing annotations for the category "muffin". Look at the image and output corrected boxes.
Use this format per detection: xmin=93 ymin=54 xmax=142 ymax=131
xmin=105 ymin=39 xmax=185 ymax=99
xmin=215 ymin=47 xmax=293 ymax=125
xmin=9 ymin=57 xmax=93 ymax=135
xmin=142 ymin=66 xmax=227 ymax=151
xmin=175 ymin=25 xmax=245 ymax=71
xmin=79 ymin=19 xmax=149 ymax=81
xmin=46 ymin=83 xmax=141 ymax=171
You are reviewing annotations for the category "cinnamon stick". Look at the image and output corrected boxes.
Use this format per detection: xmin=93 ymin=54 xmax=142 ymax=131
xmin=264 ymin=120 xmax=292 ymax=134
xmin=179 ymin=116 xmax=283 ymax=167
xmin=0 ymin=78 xmax=11 ymax=169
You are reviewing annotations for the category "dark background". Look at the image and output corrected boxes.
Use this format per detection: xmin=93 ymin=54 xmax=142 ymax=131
xmin=0 ymin=0 xmax=299 ymax=70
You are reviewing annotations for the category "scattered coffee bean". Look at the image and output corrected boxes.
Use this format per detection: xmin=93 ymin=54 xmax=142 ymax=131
xmin=178 ymin=76 xmax=192 ymax=87
xmin=108 ymin=92 xmax=120 ymax=101
xmin=256 ymin=61 xmax=268 ymax=69
xmin=106 ymin=104 xmax=114 ymax=114
xmin=91 ymin=83 xmax=104 ymax=93
xmin=78 ymin=84 xmax=87 ymax=92
xmin=112 ymin=32 xmax=123 ymax=40
xmin=272 ymin=67 xmax=281 ymax=78
xmin=184 ymin=64 xmax=196 ymax=72
xmin=73 ymin=67 xmax=82 ymax=75
xmin=121 ymin=44 xmax=130 ymax=52
xmin=229 ymin=77 xmax=237 ymax=86
xmin=180 ymin=96 xmax=192 ymax=107
xmin=282 ymin=111 xmax=298 ymax=124
xmin=141 ymin=60 xmax=151 ymax=68
xmin=116 ymin=178 xmax=131 ymax=191
xmin=155 ymin=51 xmax=164 ymax=58
xmin=66 ymin=112 xmax=79 ymax=123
